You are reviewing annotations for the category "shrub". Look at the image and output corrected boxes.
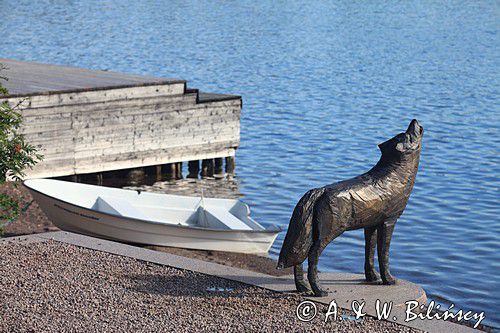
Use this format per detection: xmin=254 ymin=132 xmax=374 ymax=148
xmin=0 ymin=63 xmax=43 ymax=234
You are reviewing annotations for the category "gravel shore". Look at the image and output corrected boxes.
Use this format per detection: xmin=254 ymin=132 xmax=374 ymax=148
xmin=0 ymin=241 xmax=421 ymax=332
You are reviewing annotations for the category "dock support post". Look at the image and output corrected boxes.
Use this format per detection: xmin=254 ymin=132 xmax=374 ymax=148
xmin=144 ymin=165 xmax=162 ymax=181
xmin=165 ymin=163 xmax=176 ymax=180
xmin=207 ymin=159 xmax=214 ymax=177
xmin=176 ymin=162 xmax=183 ymax=179
xmin=127 ymin=168 xmax=145 ymax=185
xmin=187 ymin=161 xmax=200 ymax=178
xmin=156 ymin=165 xmax=163 ymax=181
xmin=97 ymin=173 xmax=103 ymax=186
xmin=201 ymin=159 xmax=214 ymax=178
xmin=200 ymin=160 xmax=209 ymax=178
xmin=214 ymin=158 xmax=224 ymax=178
xmin=225 ymin=156 xmax=235 ymax=175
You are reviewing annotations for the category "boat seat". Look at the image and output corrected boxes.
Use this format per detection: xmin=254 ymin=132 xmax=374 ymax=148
xmin=203 ymin=206 xmax=252 ymax=230
xmin=92 ymin=196 xmax=149 ymax=221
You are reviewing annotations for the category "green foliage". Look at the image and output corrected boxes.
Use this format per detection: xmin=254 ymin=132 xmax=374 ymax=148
xmin=0 ymin=63 xmax=8 ymax=96
xmin=0 ymin=194 xmax=19 ymax=235
xmin=0 ymin=63 xmax=43 ymax=234
xmin=0 ymin=100 xmax=43 ymax=182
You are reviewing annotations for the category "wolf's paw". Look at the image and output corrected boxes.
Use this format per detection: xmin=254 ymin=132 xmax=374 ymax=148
xmin=365 ymin=271 xmax=381 ymax=283
xmin=295 ymin=280 xmax=311 ymax=293
xmin=312 ymin=287 xmax=328 ymax=297
xmin=382 ymin=275 xmax=396 ymax=285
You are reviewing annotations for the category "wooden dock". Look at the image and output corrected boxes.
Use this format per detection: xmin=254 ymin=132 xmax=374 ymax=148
xmin=0 ymin=59 xmax=241 ymax=179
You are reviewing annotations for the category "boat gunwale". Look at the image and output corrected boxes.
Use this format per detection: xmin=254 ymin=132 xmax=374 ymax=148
xmin=23 ymin=180 xmax=282 ymax=234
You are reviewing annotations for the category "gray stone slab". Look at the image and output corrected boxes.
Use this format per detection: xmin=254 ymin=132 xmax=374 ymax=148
xmin=35 ymin=231 xmax=482 ymax=332
xmin=305 ymin=272 xmax=427 ymax=311
xmin=0 ymin=234 xmax=48 ymax=245
xmin=301 ymin=274 xmax=481 ymax=333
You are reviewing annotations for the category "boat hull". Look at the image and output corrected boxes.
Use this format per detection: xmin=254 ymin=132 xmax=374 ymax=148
xmin=29 ymin=190 xmax=279 ymax=254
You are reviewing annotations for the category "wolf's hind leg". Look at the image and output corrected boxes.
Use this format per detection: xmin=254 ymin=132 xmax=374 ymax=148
xmin=307 ymin=240 xmax=328 ymax=297
xmin=377 ymin=221 xmax=396 ymax=285
xmin=294 ymin=264 xmax=311 ymax=293
xmin=364 ymin=226 xmax=381 ymax=282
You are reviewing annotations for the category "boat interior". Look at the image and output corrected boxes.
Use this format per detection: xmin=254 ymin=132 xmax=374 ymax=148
xmin=91 ymin=195 xmax=260 ymax=230
xmin=25 ymin=179 xmax=266 ymax=231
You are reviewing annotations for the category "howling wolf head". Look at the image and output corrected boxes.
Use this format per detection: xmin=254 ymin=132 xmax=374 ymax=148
xmin=378 ymin=119 xmax=424 ymax=159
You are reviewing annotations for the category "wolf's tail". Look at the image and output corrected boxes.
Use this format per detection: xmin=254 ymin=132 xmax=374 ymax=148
xmin=277 ymin=188 xmax=325 ymax=269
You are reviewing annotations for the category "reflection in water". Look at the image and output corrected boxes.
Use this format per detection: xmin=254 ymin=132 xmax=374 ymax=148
xmin=62 ymin=167 xmax=243 ymax=200
xmin=125 ymin=177 xmax=243 ymax=200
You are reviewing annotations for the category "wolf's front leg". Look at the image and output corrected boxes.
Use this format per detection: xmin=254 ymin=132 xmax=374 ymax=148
xmin=364 ymin=226 xmax=380 ymax=282
xmin=377 ymin=221 xmax=396 ymax=285
xmin=294 ymin=264 xmax=311 ymax=293
xmin=307 ymin=241 xmax=328 ymax=297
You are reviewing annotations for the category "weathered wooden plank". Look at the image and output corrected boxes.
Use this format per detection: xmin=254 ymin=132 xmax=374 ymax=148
xmin=9 ymin=94 xmax=239 ymax=123
xmin=71 ymin=115 xmax=240 ymax=137
xmin=0 ymin=58 xmax=184 ymax=96
xmin=12 ymin=93 xmax=197 ymax=117
xmin=1 ymin=83 xmax=186 ymax=109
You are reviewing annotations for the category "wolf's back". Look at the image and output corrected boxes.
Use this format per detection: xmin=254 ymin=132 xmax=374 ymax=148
xmin=277 ymin=188 xmax=325 ymax=268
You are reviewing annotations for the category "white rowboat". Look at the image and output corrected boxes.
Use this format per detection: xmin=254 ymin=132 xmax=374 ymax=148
xmin=24 ymin=179 xmax=280 ymax=254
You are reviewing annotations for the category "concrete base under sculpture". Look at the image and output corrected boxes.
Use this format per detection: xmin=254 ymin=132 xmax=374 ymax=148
xmin=299 ymin=272 xmax=427 ymax=317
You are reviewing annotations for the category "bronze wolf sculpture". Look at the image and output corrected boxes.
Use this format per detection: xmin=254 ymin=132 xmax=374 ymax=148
xmin=277 ymin=119 xmax=423 ymax=297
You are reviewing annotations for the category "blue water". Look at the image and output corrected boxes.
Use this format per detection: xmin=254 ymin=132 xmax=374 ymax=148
xmin=1 ymin=0 xmax=499 ymax=328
